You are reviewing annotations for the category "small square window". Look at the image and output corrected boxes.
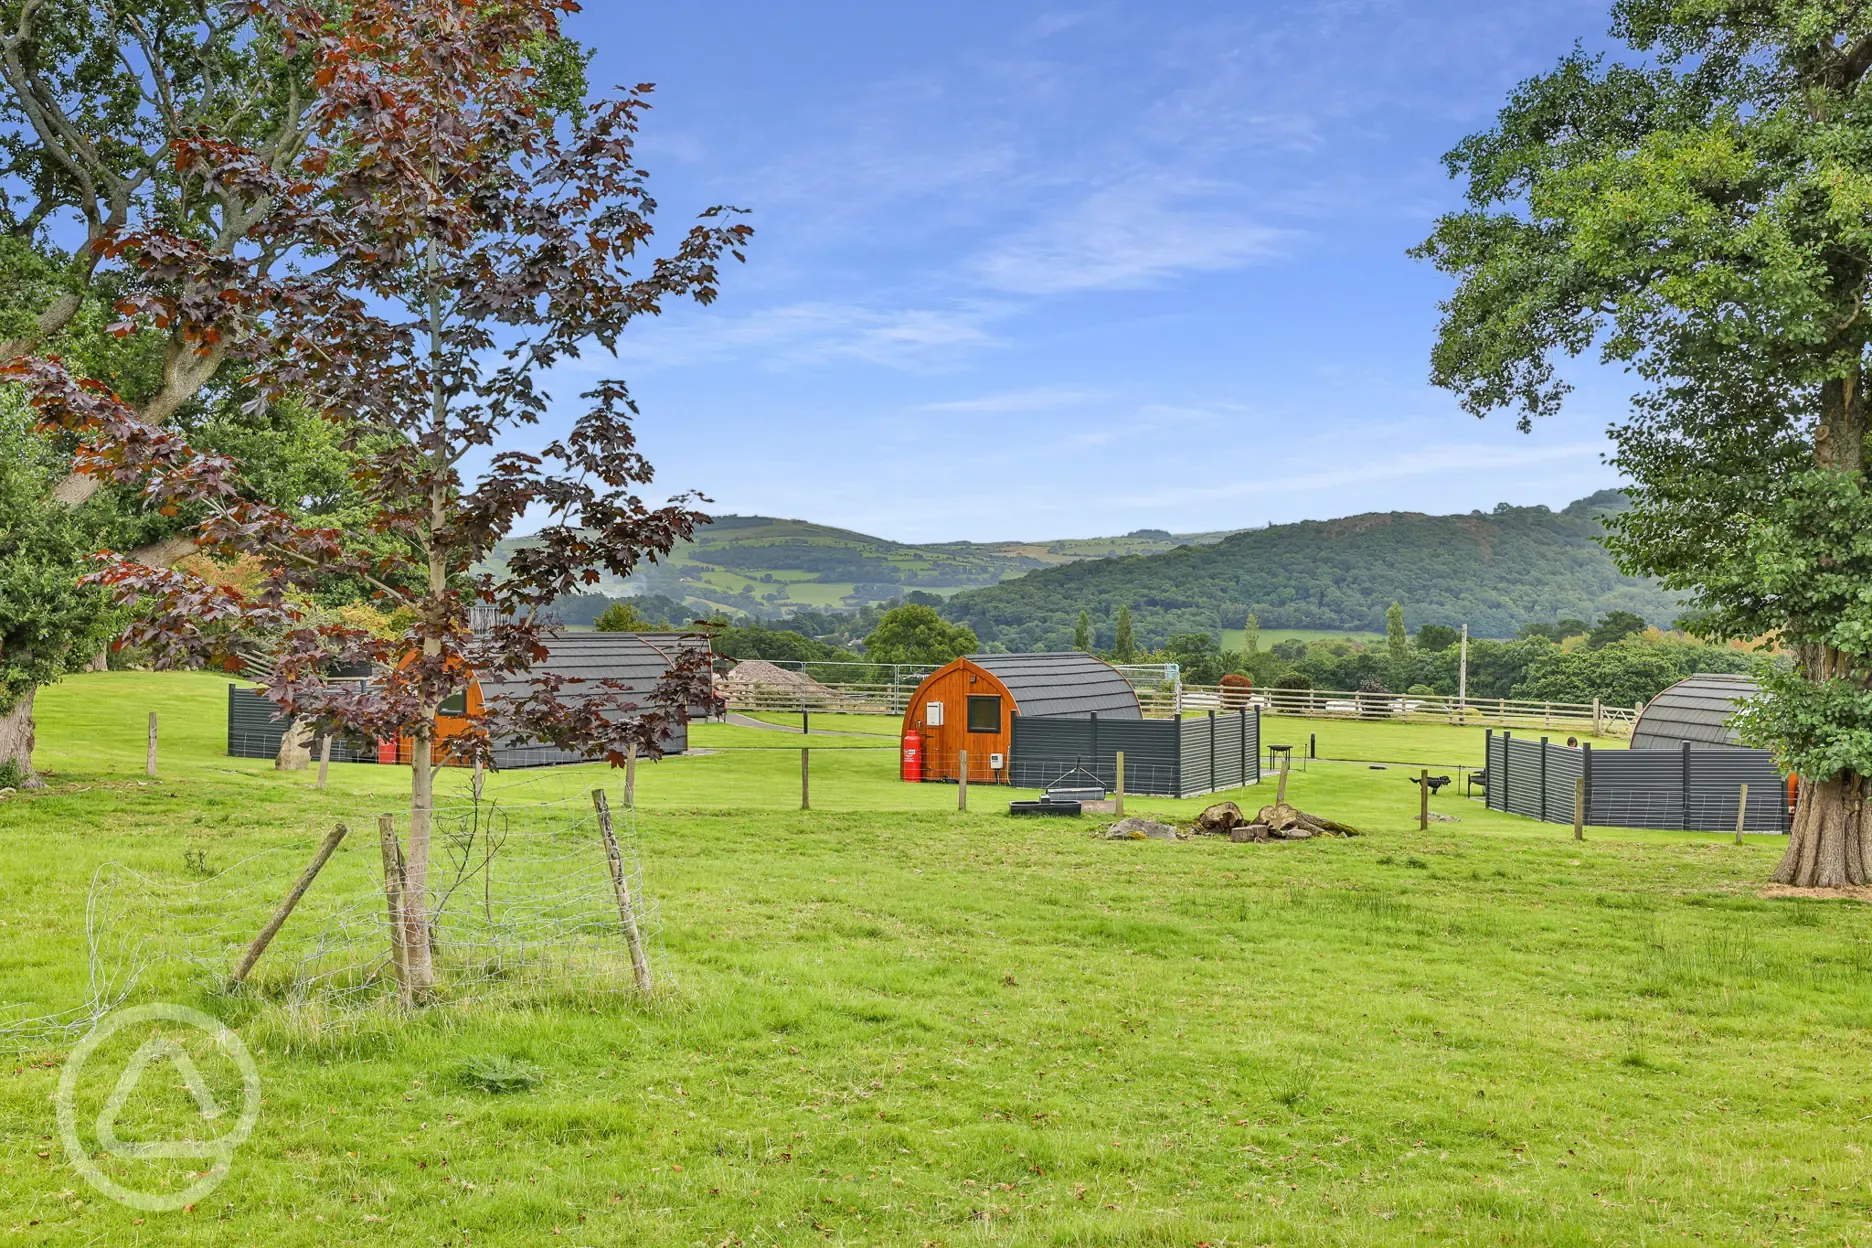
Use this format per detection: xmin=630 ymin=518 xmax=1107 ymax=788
xmin=438 ymin=691 xmax=468 ymax=717
xmin=966 ymin=695 xmax=1002 ymax=734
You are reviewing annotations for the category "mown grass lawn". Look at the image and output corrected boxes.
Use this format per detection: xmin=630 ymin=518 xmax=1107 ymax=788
xmin=2 ymin=672 xmax=1868 ymax=1246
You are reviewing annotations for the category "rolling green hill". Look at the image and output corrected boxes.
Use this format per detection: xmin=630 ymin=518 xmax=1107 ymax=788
xmin=941 ymin=491 xmax=1682 ymax=651
xmin=485 ymin=516 xmax=1241 ymax=618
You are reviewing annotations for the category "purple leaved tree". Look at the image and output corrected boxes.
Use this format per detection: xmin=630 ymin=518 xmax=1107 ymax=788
xmin=10 ymin=0 xmax=747 ymax=993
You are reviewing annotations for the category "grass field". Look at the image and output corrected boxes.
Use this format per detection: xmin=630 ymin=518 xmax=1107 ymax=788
xmin=3 ymin=672 xmax=1867 ymax=1246
xmin=1221 ymin=627 xmax=1386 ymax=653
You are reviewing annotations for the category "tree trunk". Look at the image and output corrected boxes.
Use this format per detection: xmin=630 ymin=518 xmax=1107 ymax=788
xmin=1774 ymin=775 xmax=1871 ymax=887
xmin=1776 ymin=373 xmax=1872 ymax=888
xmin=0 ymin=687 xmax=46 ymax=789
xmin=275 ymin=719 xmax=313 ymax=770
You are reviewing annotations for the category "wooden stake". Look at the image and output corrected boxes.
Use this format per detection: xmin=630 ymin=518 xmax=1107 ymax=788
xmin=592 ymin=789 xmax=653 ymax=992
xmin=230 ymin=823 xmax=348 ymax=989
xmin=801 ymin=747 xmax=810 ymax=811
xmin=1419 ymin=769 xmax=1430 ymax=831
xmin=1574 ymin=775 xmax=1586 ymax=842
xmin=958 ymin=750 xmax=968 ymax=811
xmin=1735 ymin=784 xmax=1749 ymax=846
xmin=146 ymin=712 xmax=158 ymax=778
xmin=377 ymin=814 xmax=412 ymax=1007
xmin=1592 ymin=697 xmax=1603 ymax=739
xmin=624 ymin=741 xmax=638 ymax=810
xmin=1115 ymin=751 xmax=1126 ymax=817
xmin=315 ymin=734 xmax=332 ymax=791
xmin=1276 ymin=754 xmax=1290 ymax=806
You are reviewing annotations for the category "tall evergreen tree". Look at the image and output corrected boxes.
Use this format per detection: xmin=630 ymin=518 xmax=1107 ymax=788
xmin=1416 ymin=1 xmax=1872 ymax=887
xmin=1112 ymin=604 xmax=1136 ymax=664
xmin=1386 ymin=602 xmax=1408 ymax=664
xmin=1243 ymin=612 xmax=1260 ymax=656
xmin=1072 ymin=610 xmax=1091 ymax=652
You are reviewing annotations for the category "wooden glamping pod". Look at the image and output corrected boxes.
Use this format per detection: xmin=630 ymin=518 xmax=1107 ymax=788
xmin=901 ymin=653 xmax=1141 ymax=785
xmin=228 ymin=632 xmax=710 ymax=768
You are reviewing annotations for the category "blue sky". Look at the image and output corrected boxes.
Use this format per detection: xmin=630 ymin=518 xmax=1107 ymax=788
xmin=561 ymin=0 xmax=1628 ymax=542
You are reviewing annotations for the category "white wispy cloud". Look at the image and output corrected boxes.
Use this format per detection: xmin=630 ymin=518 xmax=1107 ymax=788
xmin=975 ymin=180 xmax=1294 ymax=295
xmin=606 ymin=299 xmax=1014 ymax=371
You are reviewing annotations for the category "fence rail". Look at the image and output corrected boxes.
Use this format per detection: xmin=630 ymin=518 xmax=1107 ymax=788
xmin=722 ymin=677 xmax=1636 ymax=737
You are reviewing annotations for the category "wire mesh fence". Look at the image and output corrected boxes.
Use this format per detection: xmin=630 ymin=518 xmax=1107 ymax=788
xmin=1 ymin=784 xmax=658 ymax=1052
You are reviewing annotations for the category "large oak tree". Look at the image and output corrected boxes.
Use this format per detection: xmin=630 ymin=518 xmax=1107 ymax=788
xmin=1417 ymin=1 xmax=1872 ymax=886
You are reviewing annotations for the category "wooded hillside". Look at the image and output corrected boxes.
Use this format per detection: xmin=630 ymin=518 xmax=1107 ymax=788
xmin=943 ymin=491 xmax=1681 ymax=651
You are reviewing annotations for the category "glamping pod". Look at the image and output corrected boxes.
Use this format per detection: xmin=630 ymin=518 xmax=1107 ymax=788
xmin=228 ymin=631 xmax=711 ymax=768
xmin=901 ymin=652 xmax=1142 ymax=785
xmin=1630 ymin=672 xmax=1759 ymax=751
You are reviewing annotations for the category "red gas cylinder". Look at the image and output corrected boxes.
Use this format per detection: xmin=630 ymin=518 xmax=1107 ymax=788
xmin=901 ymin=727 xmax=923 ymax=783
xmin=1789 ymin=773 xmax=1801 ymax=813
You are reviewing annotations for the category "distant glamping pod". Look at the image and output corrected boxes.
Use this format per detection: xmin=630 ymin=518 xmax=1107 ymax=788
xmin=1630 ymin=672 xmax=1760 ymax=750
xmin=900 ymin=652 xmax=1142 ymax=785
xmin=228 ymin=631 xmax=712 ymax=769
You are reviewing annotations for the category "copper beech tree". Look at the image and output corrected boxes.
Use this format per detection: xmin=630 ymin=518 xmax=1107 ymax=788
xmin=9 ymin=0 xmax=748 ymax=992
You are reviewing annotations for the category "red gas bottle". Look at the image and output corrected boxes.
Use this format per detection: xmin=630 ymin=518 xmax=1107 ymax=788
xmin=901 ymin=727 xmax=923 ymax=783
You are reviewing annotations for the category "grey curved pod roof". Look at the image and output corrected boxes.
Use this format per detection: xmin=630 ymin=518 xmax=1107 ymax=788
xmin=1631 ymin=672 xmax=1759 ymax=751
xmin=968 ymin=652 xmax=1142 ymax=720
xmin=477 ymin=631 xmax=710 ymax=705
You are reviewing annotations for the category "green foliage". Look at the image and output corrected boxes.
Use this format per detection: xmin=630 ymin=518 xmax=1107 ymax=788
xmin=1415 ymin=4 xmax=1872 ymax=782
xmin=593 ymin=601 xmax=656 ymax=632
xmin=1072 ymin=610 xmax=1091 ymax=653
xmin=0 ymin=398 xmax=115 ymax=714
xmin=1385 ymin=602 xmax=1408 ymax=664
xmin=1587 ymin=611 xmax=1648 ymax=651
xmin=1416 ymin=624 xmax=1459 ymax=652
xmin=861 ymin=605 xmax=976 ymax=667
xmin=713 ymin=622 xmax=854 ymax=666
xmin=1243 ymin=612 xmax=1259 ymax=656
xmin=944 ymin=492 xmax=1677 ymax=651
xmin=1160 ymin=632 xmax=1226 ymax=685
xmin=1519 ymin=619 xmax=1590 ymax=642
xmin=1513 ymin=639 xmax=1748 ymax=708
xmin=1112 ymin=604 xmax=1136 ymax=663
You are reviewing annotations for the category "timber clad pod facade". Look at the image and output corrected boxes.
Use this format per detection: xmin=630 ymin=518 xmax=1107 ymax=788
xmin=902 ymin=653 xmax=1141 ymax=785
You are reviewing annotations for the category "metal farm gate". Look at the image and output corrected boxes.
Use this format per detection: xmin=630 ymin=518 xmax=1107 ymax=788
xmin=1009 ymin=708 xmax=1260 ymax=798
xmin=1485 ymin=730 xmax=1788 ymax=833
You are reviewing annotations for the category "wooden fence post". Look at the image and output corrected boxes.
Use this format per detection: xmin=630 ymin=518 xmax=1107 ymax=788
xmin=1574 ymin=776 xmax=1585 ymax=842
xmin=592 ymin=789 xmax=653 ymax=992
xmin=958 ymin=750 xmax=968 ymax=812
xmin=377 ymin=814 xmax=412 ymax=1007
xmin=625 ymin=741 xmax=638 ymax=810
xmin=801 ymin=747 xmax=810 ymax=811
xmin=1419 ymin=769 xmax=1430 ymax=831
xmin=1115 ymin=751 xmax=1125 ymax=816
xmin=1592 ymin=697 xmax=1603 ymax=738
xmin=1276 ymin=754 xmax=1291 ymax=806
xmin=1735 ymin=784 xmax=1749 ymax=846
xmin=146 ymin=712 xmax=158 ymax=778
xmin=315 ymin=734 xmax=332 ymax=791
xmin=230 ymin=823 xmax=348 ymax=989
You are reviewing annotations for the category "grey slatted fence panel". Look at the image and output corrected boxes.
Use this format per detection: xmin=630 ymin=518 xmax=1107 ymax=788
xmin=1486 ymin=733 xmax=1504 ymax=810
xmin=1587 ymin=751 xmax=1687 ymax=830
xmin=1684 ymin=749 xmax=1787 ymax=832
xmin=1502 ymin=738 xmax=1546 ymax=819
xmin=1008 ymin=717 xmax=1184 ymax=796
xmin=1543 ymin=743 xmax=1584 ymax=821
xmin=1180 ymin=716 xmax=1213 ymax=797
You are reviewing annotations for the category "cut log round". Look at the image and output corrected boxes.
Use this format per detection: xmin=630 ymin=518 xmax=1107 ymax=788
xmin=1196 ymin=801 xmax=1245 ymax=834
